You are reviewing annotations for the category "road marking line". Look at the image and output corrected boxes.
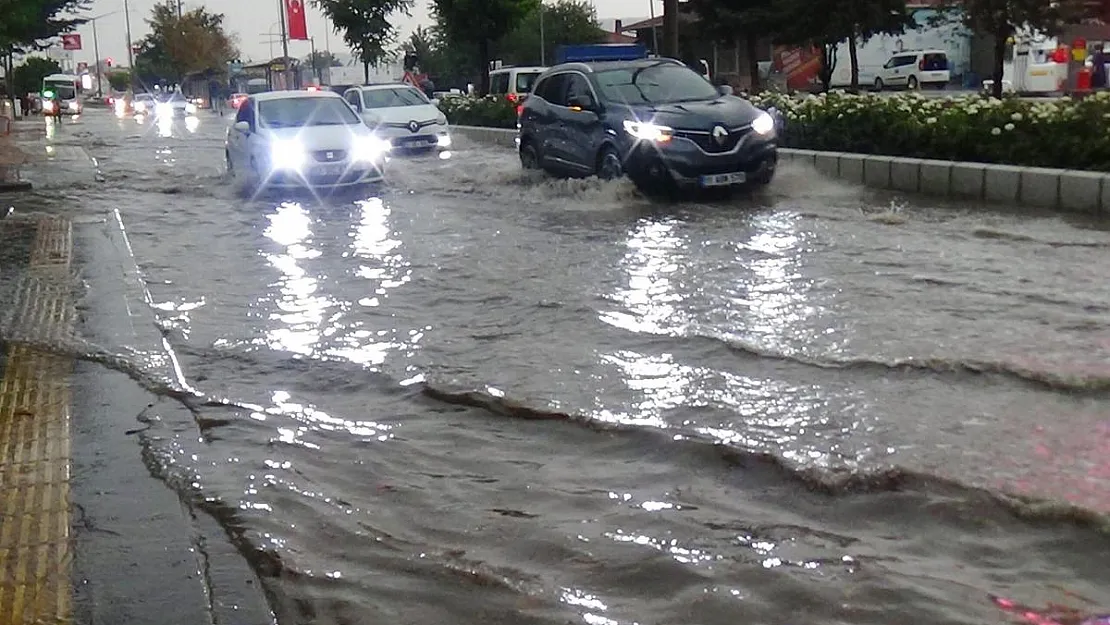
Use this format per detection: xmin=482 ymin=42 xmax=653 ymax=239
xmin=0 ymin=216 xmax=75 ymax=625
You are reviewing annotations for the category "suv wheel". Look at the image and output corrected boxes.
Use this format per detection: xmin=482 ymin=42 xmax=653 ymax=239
xmin=907 ymin=75 xmax=919 ymax=90
xmin=596 ymin=146 xmax=623 ymax=181
xmin=520 ymin=141 xmax=540 ymax=170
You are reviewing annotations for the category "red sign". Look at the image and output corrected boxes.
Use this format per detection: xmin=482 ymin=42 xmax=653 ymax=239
xmin=285 ymin=0 xmax=308 ymax=41
xmin=61 ymin=34 xmax=82 ymax=50
xmin=402 ymin=71 xmax=428 ymax=87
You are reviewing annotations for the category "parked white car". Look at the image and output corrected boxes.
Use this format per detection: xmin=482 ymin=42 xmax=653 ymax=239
xmin=874 ymin=49 xmax=951 ymax=90
xmin=225 ymin=90 xmax=390 ymax=191
xmin=343 ymin=84 xmax=451 ymax=152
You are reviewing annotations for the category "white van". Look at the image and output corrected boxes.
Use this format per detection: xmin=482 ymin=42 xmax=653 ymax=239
xmin=488 ymin=66 xmax=547 ymax=102
xmin=874 ymin=49 xmax=950 ymax=90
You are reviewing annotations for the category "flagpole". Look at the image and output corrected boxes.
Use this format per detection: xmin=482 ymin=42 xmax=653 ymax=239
xmin=277 ymin=0 xmax=291 ymax=88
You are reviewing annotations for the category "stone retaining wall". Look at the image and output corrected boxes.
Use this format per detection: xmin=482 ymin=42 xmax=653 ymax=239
xmin=449 ymin=125 xmax=1109 ymax=214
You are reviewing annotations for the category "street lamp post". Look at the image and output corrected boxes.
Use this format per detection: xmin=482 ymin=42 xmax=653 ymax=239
xmin=123 ymin=0 xmax=136 ymax=92
xmin=539 ymin=1 xmax=545 ymax=65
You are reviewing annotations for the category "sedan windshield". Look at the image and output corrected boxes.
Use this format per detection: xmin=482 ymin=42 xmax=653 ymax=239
xmin=595 ymin=63 xmax=720 ymax=105
xmin=46 ymin=84 xmax=76 ymax=100
xmin=362 ymin=87 xmax=429 ymax=108
xmin=258 ymin=97 xmax=361 ymax=127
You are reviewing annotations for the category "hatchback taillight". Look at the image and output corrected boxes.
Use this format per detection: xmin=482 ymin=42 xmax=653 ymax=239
xmin=919 ymin=59 xmax=925 ymax=70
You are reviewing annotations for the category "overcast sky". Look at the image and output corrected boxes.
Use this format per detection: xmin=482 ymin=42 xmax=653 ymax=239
xmin=72 ymin=0 xmax=659 ymax=65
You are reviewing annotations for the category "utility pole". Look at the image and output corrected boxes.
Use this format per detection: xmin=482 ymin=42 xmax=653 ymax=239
xmin=276 ymin=0 xmax=292 ymax=88
xmin=91 ymin=18 xmax=103 ymax=98
xmin=648 ymin=0 xmax=659 ymax=55
xmin=310 ymin=37 xmax=320 ymax=82
xmin=178 ymin=0 xmax=184 ymax=17
xmin=124 ymin=0 xmax=136 ymax=92
xmin=539 ymin=1 xmax=545 ymax=65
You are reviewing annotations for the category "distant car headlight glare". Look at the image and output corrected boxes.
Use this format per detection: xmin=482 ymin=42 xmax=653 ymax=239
xmin=185 ymin=102 xmax=197 ymax=114
xmin=270 ymin=140 xmax=306 ymax=169
xmin=155 ymin=102 xmax=172 ymax=117
xmin=751 ymin=111 xmax=775 ymax=135
xmin=351 ymin=136 xmax=390 ymax=161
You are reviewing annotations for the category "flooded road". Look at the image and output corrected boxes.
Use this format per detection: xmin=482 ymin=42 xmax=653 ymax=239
xmin=11 ymin=108 xmax=1110 ymax=624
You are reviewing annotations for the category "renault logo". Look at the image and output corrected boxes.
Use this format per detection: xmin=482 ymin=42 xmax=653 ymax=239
xmin=408 ymin=120 xmax=420 ymax=133
xmin=325 ymin=151 xmax=334 ymax=160
xmin=712 ymin=125 xmax=729 ymax=145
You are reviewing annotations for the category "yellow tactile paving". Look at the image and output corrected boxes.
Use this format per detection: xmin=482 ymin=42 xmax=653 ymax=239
xmin=0 ymin=216 xmax=75 ymax=625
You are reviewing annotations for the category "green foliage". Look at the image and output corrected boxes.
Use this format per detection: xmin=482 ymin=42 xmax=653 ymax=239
xmin=0 ymin=0 xmax=88 ymax=51
xmin=438 ymin=94 xmax=518 ymax=128
xmin=134 ymin=2 xmax=237 ymax=83
xmin=431 ymin=0 xmax=538 ymax=93
xmin=107 ymin=70 xmax=130 ymax=92
xmin=754 ymin=90 xmax=1110 ymax=170
xmin=498 ymin=0 xmax=607 ymax=66
xmin=313 ymin=0 xmax=413 ymax=77
xmin=10 ymin=56 xmax=61 ymax=95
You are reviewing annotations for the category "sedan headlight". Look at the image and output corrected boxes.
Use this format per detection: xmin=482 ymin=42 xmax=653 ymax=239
xmin=351 ymin=136 xmax=390 ymax=162
xmin=185 ymin=102 xmax=197 ymax=114
xmin=623 ymin=119 xmax=672 ymax=142
xmin=436 ymin=113 xmax=448 ymax=125
xmin=751 ymin=111 xmax=775 ymax=136
xmin=68 ymin=101 xmax=79 ymax=111
xmin=134 ymin=102 xmax=147 ymax=112
xmin=270 ymin=139 xmax=307 ymax=170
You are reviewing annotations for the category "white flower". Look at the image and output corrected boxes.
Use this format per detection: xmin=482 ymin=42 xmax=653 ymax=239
xmin=925 ymin=117 xmax=937 ymax=124
xmin=991 ymin=127 xmax=1002 ymax=135
xmin=1004 ymin=123 xmax=1015 ymax=131
xmin=1010 ymin=112 xmax=1023 ymax=121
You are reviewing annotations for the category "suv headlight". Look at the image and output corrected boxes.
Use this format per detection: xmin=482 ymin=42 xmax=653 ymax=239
xmin=351 ymin=136 xmax=390 ymax=161
xmin=623 ymin=120 xmax=672 ymax=142
xmin=270 ymin=139 xmax=306 ymax=169
xmin=751 ymin=111 xmax=775 ymax=136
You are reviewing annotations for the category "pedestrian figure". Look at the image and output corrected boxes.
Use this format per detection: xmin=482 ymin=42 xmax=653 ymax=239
xmin=1091 ymin=45 xmax=1107 ymax=90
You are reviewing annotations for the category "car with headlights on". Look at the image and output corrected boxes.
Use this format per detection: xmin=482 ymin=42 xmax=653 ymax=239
xmin=343 ymin=83 xmax=451 ymax=152
xmin=225 ymin=90 xmax=390 ymax=190
xmin=517 ymin=58 xmax=783 ymax=192
xmin=156 ymin=92 xmax=197 ymax=117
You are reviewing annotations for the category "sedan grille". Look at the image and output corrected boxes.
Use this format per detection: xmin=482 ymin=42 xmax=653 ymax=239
xmin=312 ymin=150 xmax=347 ymax=162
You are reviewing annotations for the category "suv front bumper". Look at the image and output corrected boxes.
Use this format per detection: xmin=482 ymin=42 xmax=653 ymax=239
xmin=624 ymin=132 xmax=778 ymax=188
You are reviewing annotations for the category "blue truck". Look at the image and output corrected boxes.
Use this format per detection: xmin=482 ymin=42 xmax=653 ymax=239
xmin=554 ymin=43 xmax=649 ymax=64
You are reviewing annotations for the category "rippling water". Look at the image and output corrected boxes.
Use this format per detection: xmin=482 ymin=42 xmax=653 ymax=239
xmin=8 ymin=110 xmax=1110 ymax=624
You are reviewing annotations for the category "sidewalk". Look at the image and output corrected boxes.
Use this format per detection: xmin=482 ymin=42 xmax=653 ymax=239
xmin=0 ymin=132 xmax=32 ymax=192
xmin=0 ymin=127 xmax=272 ymax=624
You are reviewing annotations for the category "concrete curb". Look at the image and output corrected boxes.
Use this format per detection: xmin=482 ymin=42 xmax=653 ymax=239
xmin=451 ymin=124 xmax=518 ymax=149
xmin=779 ymin=148 xmax=1109 ymax=215
xmin=448 ymin=125 xmax=1108 ymax=214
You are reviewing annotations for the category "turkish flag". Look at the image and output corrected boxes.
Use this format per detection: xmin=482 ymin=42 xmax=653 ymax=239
xmin=61 ymin=34 xmax=82 ymax=50
xmin=285 ymin=0 xmax=308 ymax=41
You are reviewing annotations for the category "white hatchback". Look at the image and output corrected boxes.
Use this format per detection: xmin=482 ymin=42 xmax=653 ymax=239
xmin=225 ymin=90 xmax=390 ymax=190
xmin=343 ymin=84 xmax=451 ymax=152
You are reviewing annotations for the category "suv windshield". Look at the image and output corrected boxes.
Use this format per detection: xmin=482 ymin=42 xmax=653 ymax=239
xmin=362 ymin=87 xmax=428 ymax=108
xmin=258 ymin=97 xmax=361 ymax=127
xmin=595 ymin=63 xmax=719 ymax=104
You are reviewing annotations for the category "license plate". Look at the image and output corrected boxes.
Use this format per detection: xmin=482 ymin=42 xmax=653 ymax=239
xmin=397 ymin=136 xmax=434 ymax=146
xmin=312 ymin=163 xmax=345 ymax=176
xmin=699 ymin=172 xmax=747 ymax=187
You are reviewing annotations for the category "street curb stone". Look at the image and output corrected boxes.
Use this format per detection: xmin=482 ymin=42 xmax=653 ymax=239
xmin=450 ymin=125 xmax=1110 ymax=214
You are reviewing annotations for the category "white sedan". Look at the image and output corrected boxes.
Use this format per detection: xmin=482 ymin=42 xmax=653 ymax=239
xmin=343 ymin=83 xmax=451 ymax=152
xmin=225 ymin=90 xmax=390 ymax=190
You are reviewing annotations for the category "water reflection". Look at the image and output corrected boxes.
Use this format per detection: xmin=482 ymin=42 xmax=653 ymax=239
xmin=735 ymin=212 xmax=819 ymax=353
xmin=157 ymin=115 xmax=173 ymax=137
xmin=185 ymin=116 xmax=200 ymax=133
xmin=598 ymin=218 xmax=686 ymax=336
xmin=326 ymin=198 xmax=422 ymax=367
xmin=260 ymin=201 xmax=336 ymax=357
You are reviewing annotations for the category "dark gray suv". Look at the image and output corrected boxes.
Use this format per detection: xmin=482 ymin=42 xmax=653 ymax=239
xmin=517 ymin=58 xmax=781 ymax=192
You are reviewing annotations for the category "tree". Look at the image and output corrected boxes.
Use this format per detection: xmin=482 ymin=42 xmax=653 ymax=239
xmin=934 ymin=0 xmax=1079 ymax=99
xmin=431 ymin=0 xmax=538 ymax=94
xmin=313 ymin=0 xmax=414 ymax=83
xmin=107 ymin=70 xmax=131 ymax=91
xmin=0 ymin=0 xmax=87 ymax=105
xmin=498 ymin=0 xmax=606 ymax=66
xmin=775 ymin=0 xmax=911 ymax=91
xmin=688 ymin=0 xmax=777 ymax=91
xmin=10 ymin=56 xmax=61 ymax=95
xmin=133 ymin=2 xmax=237 ymax=84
